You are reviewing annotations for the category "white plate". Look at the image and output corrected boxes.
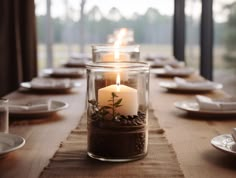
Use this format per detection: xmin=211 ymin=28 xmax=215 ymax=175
xmin=159 ymin=81 xmax=222 ymax=92
xmin=21 ymin=82 xmax=80 ymax=92
xmin=9 ymin=100 xmax=69 ymax=118
xmin=151 ymin=68 xmax=195 ymax=77
xmin=211 ymin=134 xmax=236 ymax=156
xmin=174 ymin=101 xmax=236 ymax=115
xmin=43 ymin=68 xmax=84 ymax=78
xmin=0 ymin=133 xmax=25 ymax=157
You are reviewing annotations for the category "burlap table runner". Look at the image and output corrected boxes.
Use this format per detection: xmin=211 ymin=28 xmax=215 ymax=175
xmin=40 ymin=109 xmax=184 ymax=178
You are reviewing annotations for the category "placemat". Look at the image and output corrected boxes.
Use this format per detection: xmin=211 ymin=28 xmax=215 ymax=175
xmin=40 ymin=109 xmax=184 ymax=178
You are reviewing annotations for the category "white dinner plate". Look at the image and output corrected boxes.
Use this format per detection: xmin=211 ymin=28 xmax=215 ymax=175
xmin=151 ymin=68 xmax=195 ymax=77
xmin=174 ymin=101 xmax=236 ymax=116
xmin=0 ymin=133 xmax=25 ymax=158
xmin=159 ymin=81 xmax=223 ymax=92
xmin=21 ymin=81 xmax=80 ymax=92
xmin=43 ymin=68 xmax=84 ymax=78
xmin=211 ymin=134 xmax=236 ymax=156
xmin=9 ymin=100 xmax=69 ymax=118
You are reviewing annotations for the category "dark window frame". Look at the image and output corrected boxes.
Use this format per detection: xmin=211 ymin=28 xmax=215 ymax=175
xmin=173 ymin=0 xmax=213 ymax=80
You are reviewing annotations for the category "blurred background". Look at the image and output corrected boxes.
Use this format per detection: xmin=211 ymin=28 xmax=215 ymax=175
xmin=35 ymin=0 xmax=236 ymax=95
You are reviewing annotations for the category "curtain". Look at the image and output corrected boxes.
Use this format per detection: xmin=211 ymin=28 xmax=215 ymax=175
xmin=0 ymin=0 xmax=37 ymax=97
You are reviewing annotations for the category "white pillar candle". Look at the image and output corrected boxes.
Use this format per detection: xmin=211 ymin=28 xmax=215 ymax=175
xmin=98 ymin=84 xmax=138 ymax=116
xmin=101 ymin=53 xmax=130 ymax=62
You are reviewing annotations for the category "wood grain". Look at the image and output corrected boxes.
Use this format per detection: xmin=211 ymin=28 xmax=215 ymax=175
xmin=0 ymin=79 xmax=86 ymax=178
xmin=150 ymin=76 xmax=236 ymax=178
xmin=0 ymin=75 xmax=236 ymax=178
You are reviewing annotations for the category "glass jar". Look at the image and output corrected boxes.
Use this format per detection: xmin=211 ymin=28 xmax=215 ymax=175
xmin=92 ymin=44 xmax=140 ymax=63
xmin=86 ymin=62 xmax=149 ymax=162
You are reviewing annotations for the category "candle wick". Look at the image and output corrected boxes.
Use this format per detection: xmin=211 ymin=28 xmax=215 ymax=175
xmin=116 ymin=73 xmax=121 ymax=91
xmin=116 ymin=82 xmax=120 ymax=92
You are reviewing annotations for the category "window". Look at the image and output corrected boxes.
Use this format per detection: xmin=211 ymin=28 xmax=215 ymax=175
xmin=185 ymin=0 xmax=201 ymax=70
xmin=213 ymin=0 xmax=236 ymax=95
xmin=35 ymin=0 xmax=174 ymax=70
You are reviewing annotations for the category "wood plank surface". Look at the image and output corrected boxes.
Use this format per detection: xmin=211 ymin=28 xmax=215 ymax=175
xmin=0 ymin=75 xmax=236 ymax=178
xmin=150 ymin=75 xmax=236 ymax=178
xmin=0 ymin=79 xmax=86 ymax=178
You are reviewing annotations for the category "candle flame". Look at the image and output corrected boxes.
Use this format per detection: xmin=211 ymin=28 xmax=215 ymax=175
xmin=117 ymin=28 xmax=127 ymax=41
xmin=114 ymin=28 xmax=127 ymax=61
xmin=116 ymin=73 xmax=120 ymax=92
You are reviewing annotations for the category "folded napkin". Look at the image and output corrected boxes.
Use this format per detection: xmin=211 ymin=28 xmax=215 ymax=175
xmin=151 ymin=60 xmax=183 ymax=67
xmin=9 ymin=100 xmax=51 ymax=112
xmin=67 ymin=59 xmax=87 ymax=65
xmin=53 ymin=68 xmax=80 ymax=75
xmin=31 ymin=78 xmax=71 ymax=88
xmin=164 ymin=65 xmax=194 ymax=75
xmin=145 ymin=54 xmax=176 ymax=61
xmin=232 ymin=128 xmax=236 ymax=142
xmin=196 ymin=95 xmax=236 ymax=111
xmin=147 ymin=55 xmax=185 ymax=68
xmin=174 ymin=77 xmax=221 ymax=90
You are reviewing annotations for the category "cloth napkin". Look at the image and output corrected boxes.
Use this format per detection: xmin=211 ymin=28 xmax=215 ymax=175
xmin=164 ymin=65 xmax=194 ymax=75
xmin=174 ymin=77 xmax=221 ymax=89
xmin=9 ymin=100 xmax=51 ymax=112
xmin=147 ymin=55 xmax=184 ymax=68
xmin=152 ymin=60 xmax=183 ymax=68
xmin=232 ymin=128 xmax=236 ymax=142
xmin=196 ymin=95 xmax=236 ymax=111
xmin=31 ymin=78 xmax=71 ymax=88
xmin=53 ymin=68 xmax=80 ymax=75
xmin=67 ymin=59 xmax=87 ymax=65
xmin=145 ymin=54 xmax=176 ymax=61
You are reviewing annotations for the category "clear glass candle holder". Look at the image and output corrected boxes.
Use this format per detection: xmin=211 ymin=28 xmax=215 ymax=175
xmin=92 ymin=44 xmax=140 ymax=63
xmin=86 ymin=62 xmax=150 ymax=162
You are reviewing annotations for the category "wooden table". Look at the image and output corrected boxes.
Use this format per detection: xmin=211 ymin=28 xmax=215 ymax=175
xmin=0 ymin=76 xmax=236 ymax=178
